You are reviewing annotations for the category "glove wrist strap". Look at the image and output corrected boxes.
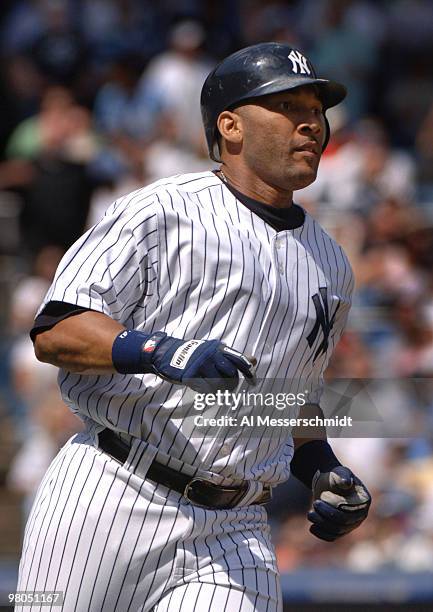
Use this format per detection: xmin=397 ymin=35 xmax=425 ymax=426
xmin=112 ymin=330 xmax=167 ymax=374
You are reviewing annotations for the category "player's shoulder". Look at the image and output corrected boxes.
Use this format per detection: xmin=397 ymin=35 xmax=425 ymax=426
xmin=106 ymin=171 xmax=220 ymax=216
xmin=157 ymin=170 xmax=222 ymax=199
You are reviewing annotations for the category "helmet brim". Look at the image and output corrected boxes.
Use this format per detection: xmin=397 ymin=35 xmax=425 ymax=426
xmin=229 ymin=77 xmax=347 ymax=111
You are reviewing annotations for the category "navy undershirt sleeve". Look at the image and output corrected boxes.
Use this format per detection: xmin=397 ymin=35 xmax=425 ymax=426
xmin=30 ymin=301 xmax=91 ymax=342
xmin=290 ymin=440 xmax=341 ymax=489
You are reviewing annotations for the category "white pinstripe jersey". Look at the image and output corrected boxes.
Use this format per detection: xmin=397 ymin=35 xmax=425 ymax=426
xmin=39 ymin=171 xmax=354 ymax=485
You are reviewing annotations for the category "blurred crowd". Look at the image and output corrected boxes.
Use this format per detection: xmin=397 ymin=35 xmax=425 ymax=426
xmin=0 ymin=0 xmax=433 ymax=579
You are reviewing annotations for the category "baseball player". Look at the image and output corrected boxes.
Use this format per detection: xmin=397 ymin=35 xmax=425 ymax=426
xmin=16 ymin=43 xmax=371 ymax=612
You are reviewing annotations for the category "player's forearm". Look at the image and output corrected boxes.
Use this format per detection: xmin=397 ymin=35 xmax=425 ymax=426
xmin=34 ymin=311 xmax=125 ymax=374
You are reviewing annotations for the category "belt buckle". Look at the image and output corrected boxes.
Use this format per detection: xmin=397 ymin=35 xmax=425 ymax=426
xmin=183 ymin=477 xmax=217 ymax=508
xmin=184 ymin=477 xmax=271 ymax=509
xmin=256 ymin=485 xmax=273 ymax=505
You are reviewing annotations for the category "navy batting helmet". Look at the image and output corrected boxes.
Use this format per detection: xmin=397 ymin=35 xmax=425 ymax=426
xmin=200 ymin=42 xmax=347 ymax=161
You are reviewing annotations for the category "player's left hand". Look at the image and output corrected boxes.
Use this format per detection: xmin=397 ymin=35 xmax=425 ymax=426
xmin=307 ymin=466 xmax=371 ymax=542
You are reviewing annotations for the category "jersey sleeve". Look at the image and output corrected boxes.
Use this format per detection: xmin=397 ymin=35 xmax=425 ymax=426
xmin=39 ymin=194 xmax=159 ymax=324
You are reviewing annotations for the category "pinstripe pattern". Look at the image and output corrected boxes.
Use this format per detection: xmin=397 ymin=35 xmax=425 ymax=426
xmin=17 ymin=170 xmax=353 ymax=610
xmin=34 ymin=170 xmax=353 ymax=485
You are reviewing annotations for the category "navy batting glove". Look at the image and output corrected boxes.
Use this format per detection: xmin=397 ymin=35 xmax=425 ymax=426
xmin=307 ymin=466 xmax=371 ymax=542
xmin=140 ymin=332 xmax=256 ymax=393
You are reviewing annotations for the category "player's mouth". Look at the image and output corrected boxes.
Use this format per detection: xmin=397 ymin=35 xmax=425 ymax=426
xmin=293 ymin=141 xmax=320 ymax=158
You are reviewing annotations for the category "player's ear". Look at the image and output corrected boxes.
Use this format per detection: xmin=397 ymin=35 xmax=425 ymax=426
xmin=217 ymin=110 xmax=243 ymax=146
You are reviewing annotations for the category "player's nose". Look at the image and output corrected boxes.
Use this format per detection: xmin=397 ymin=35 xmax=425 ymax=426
xmin=298 ymin=120 xmax=322 ymax=139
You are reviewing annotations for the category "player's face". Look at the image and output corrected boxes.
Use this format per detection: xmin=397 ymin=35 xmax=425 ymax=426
xmin=236 ymin=87 xmax=326 ymax=191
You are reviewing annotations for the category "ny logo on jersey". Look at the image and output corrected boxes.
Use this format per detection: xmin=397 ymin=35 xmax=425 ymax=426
xmin=307 ymin=287 xmax=341 ymax=361
xmin=288 ymin=50 xmax=311 ymax=75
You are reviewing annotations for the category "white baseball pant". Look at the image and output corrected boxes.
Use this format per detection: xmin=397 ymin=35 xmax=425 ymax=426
xmin=16 ymin=433 xmax=282 ymax=611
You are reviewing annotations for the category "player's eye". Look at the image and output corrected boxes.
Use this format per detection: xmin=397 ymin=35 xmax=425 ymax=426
xmin=279 ymin=101 xmax=294 ymax=111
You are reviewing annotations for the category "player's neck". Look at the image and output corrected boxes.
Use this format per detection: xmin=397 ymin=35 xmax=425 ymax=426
xmin=218 ymin=164 xmax=294 ymax=209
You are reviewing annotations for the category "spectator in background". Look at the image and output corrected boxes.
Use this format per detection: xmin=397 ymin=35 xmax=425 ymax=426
xmin=240 ymin=0 xmax=304 ymax=48
xmin=89 ymin=54 xmax=164 ymax=186
xmin=6 ymin=85 xmax=76 ymax=160
xmin=80 ymin=0 xmax=164 ymax=63
xmin=143 ymin=111 xmax=212 ymax=183
xmin=389 ymin=299 xmax=433 ymax=377
xmin=309 ymin=0 xmax=380 ymax=120
xmin=93 ymin=55 xmax=163 ymax=141
xmin=0 ymin=86 xmax=99 ymax=258
xmin=29 ymin=0 xmax=86 ymax=87
xmin=352 ymin=200 xmax=427 ymax=323
xmin=383 ymin=50 xmax=433 ymax=149
xmin=0 ymin=54 xmax=45 ymax=127
xmin=140 ymin=20 xmax=212 ymax=151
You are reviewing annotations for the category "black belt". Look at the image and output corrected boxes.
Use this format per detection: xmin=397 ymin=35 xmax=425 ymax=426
xmin=98 ymin=429 xmax=271 ymax=510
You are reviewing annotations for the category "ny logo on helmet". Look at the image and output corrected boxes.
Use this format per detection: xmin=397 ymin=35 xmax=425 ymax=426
xmin=288 ymin=50 xmax=311 ymax=75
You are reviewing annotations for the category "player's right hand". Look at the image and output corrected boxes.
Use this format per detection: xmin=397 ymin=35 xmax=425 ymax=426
xmin=140 ymin=332 xmax=256 ymax=392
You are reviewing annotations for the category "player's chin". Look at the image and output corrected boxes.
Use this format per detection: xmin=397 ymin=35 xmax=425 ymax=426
xmin=289 ymin=165 xmax=318 ymax=191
